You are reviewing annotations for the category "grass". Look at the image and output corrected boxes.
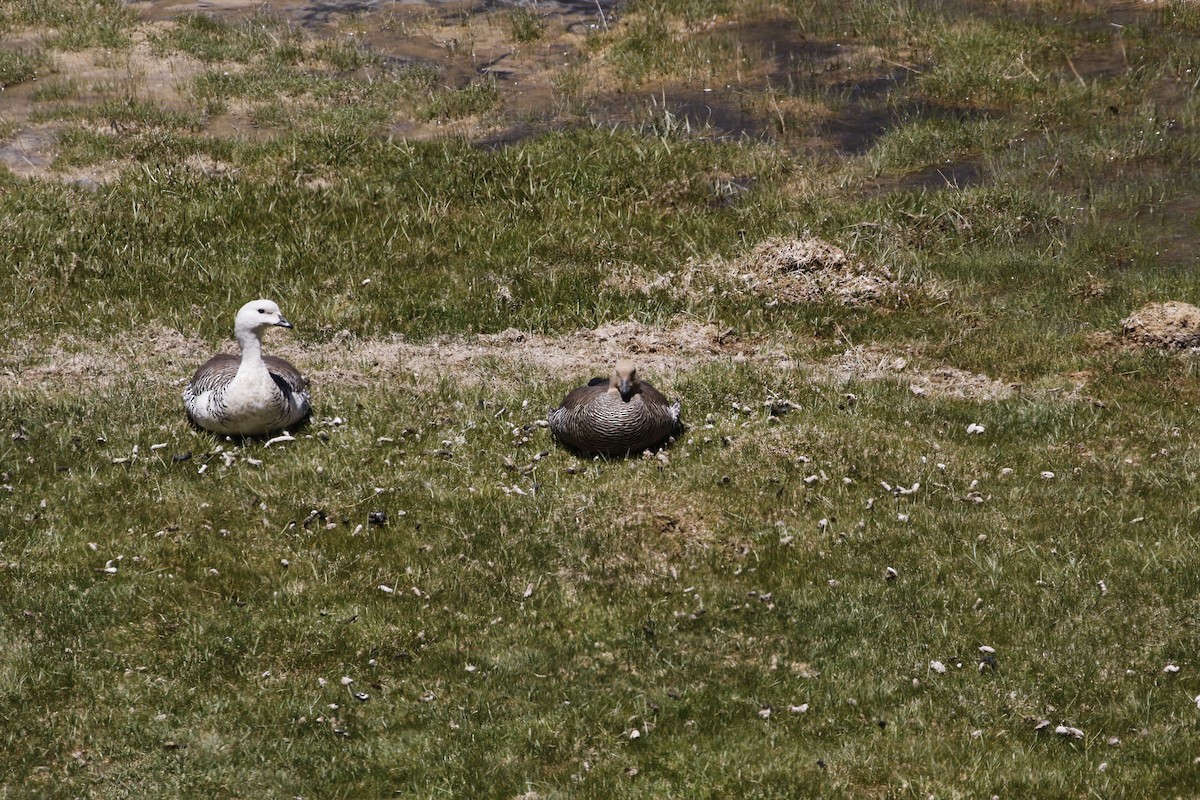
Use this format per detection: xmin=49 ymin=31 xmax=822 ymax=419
xmin=508 ymin=8 xmax=546 ymax=44
xmin=418 ymin=79 xmax=500 ymax=121
xmin=0 ymin=48 xmax=43 ymax=89
xmin=152 ymin=13 xmax=293 ymax=64
xmin=3 ymin=0 xmax=1200 ymax=797
xmin=0 ymin=0 xmax=135 ymax=50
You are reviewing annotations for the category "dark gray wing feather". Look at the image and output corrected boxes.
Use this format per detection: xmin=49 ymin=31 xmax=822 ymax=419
xmin=263 ymin=355 xmax=308 ymax=394
xmin=187 ymin=354 xmax=239 ymax=394
xmin=559 ymin=378 xmax=608 ymax=411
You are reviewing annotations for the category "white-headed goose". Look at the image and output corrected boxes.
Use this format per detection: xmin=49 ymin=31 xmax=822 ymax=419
xmin=183 ymin=299 xmax=311 ymax=436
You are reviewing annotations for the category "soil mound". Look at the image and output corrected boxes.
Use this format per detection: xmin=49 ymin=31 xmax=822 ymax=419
xmin=1121 ymin=301 xmax=1200 ymax=349
xmin=734 ymin=236 xmax=904 ymax=307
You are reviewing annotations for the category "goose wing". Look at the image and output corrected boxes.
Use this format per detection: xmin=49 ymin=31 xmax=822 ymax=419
xmin=559 ymin=377 xmax=608 ymax=410
xmin=185 ymin=353 xmax=239 ymax=395
xmin=263 ymin=355 xmax=308 ymax=394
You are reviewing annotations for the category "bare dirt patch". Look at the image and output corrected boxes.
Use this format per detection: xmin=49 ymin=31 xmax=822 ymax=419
xmin=4 ymin=318 xmax=1031 ymax=407
xmin=320 ymin=319 xmax=742 ymax=391
xmin=816 ymin=345 xmax=1017 ymax=400
xmin=1120 ymin=301 xmax=1200 ymax=350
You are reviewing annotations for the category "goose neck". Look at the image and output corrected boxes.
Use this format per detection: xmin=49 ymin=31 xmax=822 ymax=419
xmin=236 ymin=328 xmax=265 ymax=366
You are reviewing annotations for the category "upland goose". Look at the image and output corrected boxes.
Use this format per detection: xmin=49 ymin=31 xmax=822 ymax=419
xmin=548 ymin=360 xmax=681 ymax=456
xmin=183 ymin=299 xmax=311 ymax=436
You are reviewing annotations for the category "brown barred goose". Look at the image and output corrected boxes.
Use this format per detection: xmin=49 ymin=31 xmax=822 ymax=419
xmin=183 ymin=299 xmax=311 ymax=436
xmin=548 ymin=360 xmax=681 ymax=456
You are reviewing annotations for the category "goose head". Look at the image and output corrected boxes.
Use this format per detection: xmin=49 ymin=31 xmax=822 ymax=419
xmin=234 ymin=299 xmax=293 ymax=337
xmin=610 ymin=360 xmax=639 ymax=402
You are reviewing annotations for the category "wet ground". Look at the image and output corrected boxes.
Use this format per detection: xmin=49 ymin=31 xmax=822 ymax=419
xmin=0 ymin=0 xmax=925 ymax=177
xmin=0 ymin=0 xmax=1175 ymax=181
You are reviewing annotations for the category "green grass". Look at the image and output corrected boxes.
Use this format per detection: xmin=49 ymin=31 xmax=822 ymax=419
xmin=0 ymin=48 xmax=43 ymax=88
xmin=31 ymin=77 xmax=80 ymax=102
xmin=151 ymin=13 xmax=288 ymax=63
xmin=417 ymin=79 xmax=500 ymax=121
xmin=0 ymin=0 xmax=135 ymax=50
xmin=509 ymin=8 xmax=546 ymax=44
xmin=4 ymin=0 xmax=1200 ymax=796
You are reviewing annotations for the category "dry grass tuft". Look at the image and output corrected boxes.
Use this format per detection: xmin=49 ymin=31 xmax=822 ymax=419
xmin=734 ymin=236 xmax=906 ymax=308
xmin=605 ymin=236 xmax=911 ymax=309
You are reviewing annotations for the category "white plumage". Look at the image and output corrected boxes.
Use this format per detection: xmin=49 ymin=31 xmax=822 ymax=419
xmin=183 ymin=299 xmax=311 ymax=436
